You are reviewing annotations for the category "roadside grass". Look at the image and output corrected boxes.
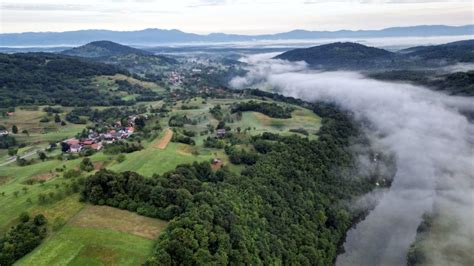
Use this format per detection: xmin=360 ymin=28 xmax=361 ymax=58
xmin=15 ymin=226 xmax=155 ymax=266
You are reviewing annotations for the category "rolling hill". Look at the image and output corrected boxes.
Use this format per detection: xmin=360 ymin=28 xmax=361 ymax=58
xmin=275 ymin=42 xmax=397 ymax=69
xmin=0 ymin=52 xmax=162 ymax=107
xmin=62 ymin=40 xmax=152 ymax=58
xmin=62 ymin=41 xmax=177 ymax=74
xmin=275 ymin=40 xmax=474 ymax=69
xmin=400 ymin=39 xmax=474 ymax=62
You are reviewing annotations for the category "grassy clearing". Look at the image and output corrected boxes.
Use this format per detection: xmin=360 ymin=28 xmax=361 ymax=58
xmin=15 ymin=226 xmax=154 ymax=266
xmin=69 ymin=205 xmax=168 ymax=240
xmin=109 ymin=142 xmax=214 ymax=176
xmin=94 ymin=74 xmax=165 ymax=94
xmin=231 ymin=107 xmax=321 ymax=138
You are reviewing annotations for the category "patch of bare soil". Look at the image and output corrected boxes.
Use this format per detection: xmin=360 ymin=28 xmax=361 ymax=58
xmin=154 ymin=129 xmax=173 ymax=150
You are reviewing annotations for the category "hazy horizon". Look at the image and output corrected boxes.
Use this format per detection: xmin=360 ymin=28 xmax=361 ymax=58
xmin=0 ymin=23 xmax=473 ymax=35
xmin=1 ymin=0 xmax=473 ymax=34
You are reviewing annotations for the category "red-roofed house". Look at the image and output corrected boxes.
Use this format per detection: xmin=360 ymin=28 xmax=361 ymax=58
xmin=82 ymin=140 xmax=94 ymax=146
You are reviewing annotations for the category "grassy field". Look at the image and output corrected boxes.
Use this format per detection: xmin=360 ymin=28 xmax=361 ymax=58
xmin=0 ymin=107 xmax=85 ymax=162
xmin=1 ymin=96 xmax=323 ymax=265
xmin=16 ymin=205 xmax=167 ymax=266
xmin=93 ymin=74 xmax=166 ymax=94
xmin=15 ymin=226 xmax=155 ymax=266
xmin=69 ymin=205 xmax=168 ymax=240
xmin=109 ymin=141 xmax=216 ymax=176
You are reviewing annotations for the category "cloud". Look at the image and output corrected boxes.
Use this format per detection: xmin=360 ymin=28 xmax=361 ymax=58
xmin=303 ymin=0 xmax=472 ymax=3
xmin=0 ymin=3 xmax=90 ymax=11
xmin=230 ymin=55 xmax=474 ymax=265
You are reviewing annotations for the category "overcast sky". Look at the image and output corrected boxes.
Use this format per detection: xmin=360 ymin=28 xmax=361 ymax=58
xmin=0 ymin=0 xmax=472 ymax=34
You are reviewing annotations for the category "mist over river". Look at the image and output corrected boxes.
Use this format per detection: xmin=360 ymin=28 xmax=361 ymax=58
xmin=230 ymin=54 xmax=474 ymax=265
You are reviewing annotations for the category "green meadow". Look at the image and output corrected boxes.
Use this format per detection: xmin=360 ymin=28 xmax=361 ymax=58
xmin=1 ymin=96 xmax=322 ymax=265
xmin=15 ymin=226 xmax=155 ymax=266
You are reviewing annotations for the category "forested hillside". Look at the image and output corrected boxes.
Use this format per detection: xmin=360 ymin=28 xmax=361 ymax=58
xmin=276 ymin=40 xmax=474 ymax=69
xmin=275 ymin=42 xmax=397 ymax=69
xmin=62 ymin=41 xmax=152 ymax=58
xmin=369 ymin=70 xmax=474 ymax=96
xmin=400 ymin=39 xmax=474 ymax=63
xmin=0 ymin=53 xmax=129 ymax=107
xmin=62 ymin=41 xmax=177 ymax=74
xmin=82 ymin=101 xmax=388 ymax=265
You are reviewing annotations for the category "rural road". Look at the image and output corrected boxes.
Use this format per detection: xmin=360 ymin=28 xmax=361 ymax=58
xmin=0 ymin=147 xmax=49 ymax=167
xmin=0 ymin=150 xmax=39 ymax=167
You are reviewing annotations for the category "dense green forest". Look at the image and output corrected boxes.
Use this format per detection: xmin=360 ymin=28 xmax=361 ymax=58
xmin=369 ymin=70 xmax=474 ymax=96
xmin=0 ymin=53 xmax=132 ymax=107
xmin=275 ymin=42 xmax=397 ymax=69
xmin=231 ymin=100 xmax=294 ymax=118
xmin=62 ymin=41 xmax=177 ymax=75
xmin=0 ymin=214 xmax=48 ymax=266
xmin=82 ymin=101 xmax=381 ymax=265
xmin=400 ymin=40 xmax=474 ymax=63
xmin=276 ymin=40 xmax=474 ymax=69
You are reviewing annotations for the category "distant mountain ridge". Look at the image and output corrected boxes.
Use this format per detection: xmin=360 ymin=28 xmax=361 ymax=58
xmin=1 ymin=25 xmax=473 ymax=46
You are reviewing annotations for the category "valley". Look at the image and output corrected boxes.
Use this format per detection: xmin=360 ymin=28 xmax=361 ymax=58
xmin=0 ymin=34 xmax=472 ymax=265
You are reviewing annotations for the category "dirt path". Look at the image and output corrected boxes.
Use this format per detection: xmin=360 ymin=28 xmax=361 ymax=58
xmin=154 ymin=128 xmax=173 ymax=150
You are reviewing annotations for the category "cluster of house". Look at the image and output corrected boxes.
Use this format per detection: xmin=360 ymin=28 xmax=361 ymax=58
xmin=62 ymin=126 xmax=135 ymax=153
xmin=169 ymin=72 xmax=183 ymax=86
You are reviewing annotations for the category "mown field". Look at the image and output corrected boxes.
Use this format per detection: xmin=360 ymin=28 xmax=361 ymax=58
xmin=15 ymin=205 xmax=167 ymax=266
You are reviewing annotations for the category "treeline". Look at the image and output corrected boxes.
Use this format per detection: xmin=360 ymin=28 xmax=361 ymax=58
xmin=0 ymin=53 xmax=132 ymax=107
xmin=82 ymin=101 xmax=378 ymax=264
xmin=0 ymin=213 xmax=47 ymax=266
xmin=369 ymin=70 xmax=474 ymax=96
xmin=407 ymin=213 xmax=434 ymax=266
xmin=65 ymin=106 xmax=144 ymax=125
xmin=103 ymin=141 xmax=144 ymax=154
xmin=0 ymin=135 xmax=17 ymax=149
xmin=231 ymin=100 xmax=293 ymax=118
xmin=81 ymin=162 xmax=225 ymax=220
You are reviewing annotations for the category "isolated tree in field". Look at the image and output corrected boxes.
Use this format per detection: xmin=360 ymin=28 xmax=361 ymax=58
xmin=22 ymin=129 xmax=29 ymax=136
xmin=54 ymin=114 xmax=61 ymax=123
xmin=37 ymin=151 xmax=47 ymax=161
xmin=117 ymin=154 xmax=126 ymax=163
xmin=80 ymin=158 xmax=94 ymax=172
xmin=8 ymin=147 xmax=17 ymax=156
xmin=13 ymin=191 xmax=19 ymax=197
xmin=11 ymin=124 xmax=18 ymax=134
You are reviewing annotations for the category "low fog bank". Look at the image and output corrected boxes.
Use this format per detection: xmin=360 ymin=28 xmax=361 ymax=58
xmin=230 ymin=55 xmax=474 ymax=265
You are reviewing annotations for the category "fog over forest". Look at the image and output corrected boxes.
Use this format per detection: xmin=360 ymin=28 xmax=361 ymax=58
xmin=230 ymin=54 xmax=474 ymax=265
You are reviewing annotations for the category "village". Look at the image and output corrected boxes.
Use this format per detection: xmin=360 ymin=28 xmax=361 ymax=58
xmin=61 ymin=116 xmax=136 ymax=153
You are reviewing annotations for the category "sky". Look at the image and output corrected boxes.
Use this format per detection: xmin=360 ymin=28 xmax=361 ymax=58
xmin=0 ymin=0 xmax=473 ymax=34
